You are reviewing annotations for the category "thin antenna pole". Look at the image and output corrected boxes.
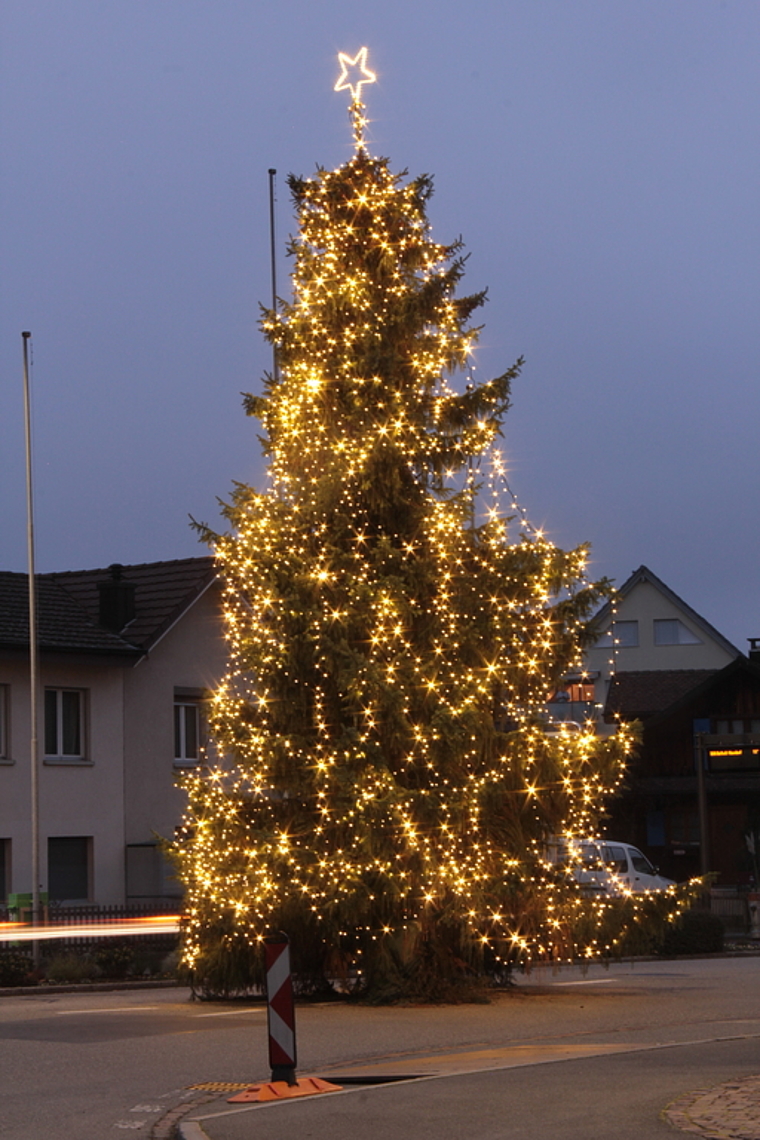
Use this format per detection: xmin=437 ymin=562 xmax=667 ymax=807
xmin=268 ymin=168 xmax=279 ymax=383
xmin=21 ymin=331 xmax=40 ymax=950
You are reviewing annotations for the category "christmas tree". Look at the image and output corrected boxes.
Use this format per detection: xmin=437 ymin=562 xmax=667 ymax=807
xmin=173 ymin=53 xmax=674 ymax=999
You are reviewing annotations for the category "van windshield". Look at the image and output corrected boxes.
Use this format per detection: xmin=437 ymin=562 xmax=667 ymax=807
xmin=600 ymin=845 xmax=627 ymax=873
xmin=629 ymin=848 xmax=656 ymax=875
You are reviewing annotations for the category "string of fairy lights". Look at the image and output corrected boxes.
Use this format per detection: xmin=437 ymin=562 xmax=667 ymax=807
xmin=173 ymin=50 xmax=694 ymax=984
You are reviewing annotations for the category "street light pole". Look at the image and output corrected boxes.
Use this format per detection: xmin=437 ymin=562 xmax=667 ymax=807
xmin=695 ymin=733 xmax=710 ymax=879
xmin=21 ymin=331 xmax=40 ymax=950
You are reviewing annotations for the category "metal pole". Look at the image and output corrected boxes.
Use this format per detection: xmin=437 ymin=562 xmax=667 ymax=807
xmin=696 ymin=733 xmax=710 ymax=878
xmin=268 ymin=168 xmax=279 ymax=384
xmin=22 ymin=331 xmax=40 ymax=952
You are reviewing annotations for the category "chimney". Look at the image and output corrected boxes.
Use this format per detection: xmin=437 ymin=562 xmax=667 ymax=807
xmin=748 ymin=638 xmax=760 ymax=664
xmin=98 ymin=563 xmax=136 ymax=632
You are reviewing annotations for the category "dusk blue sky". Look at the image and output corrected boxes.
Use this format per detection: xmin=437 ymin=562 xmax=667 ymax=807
xmin=2 ymin=1 xmax=758 ymax=650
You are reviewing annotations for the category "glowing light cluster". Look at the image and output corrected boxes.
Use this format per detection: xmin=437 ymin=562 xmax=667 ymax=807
xmin=170 ymin=62 xmax=694 ymax=995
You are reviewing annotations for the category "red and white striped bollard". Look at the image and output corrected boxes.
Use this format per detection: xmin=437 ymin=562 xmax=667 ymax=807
xmin=264 ymin=932 xmax=297 ymax=1085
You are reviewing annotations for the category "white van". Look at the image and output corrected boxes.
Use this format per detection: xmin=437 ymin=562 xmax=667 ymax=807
xmin=547 ymin=838 xmax=675 ymax=896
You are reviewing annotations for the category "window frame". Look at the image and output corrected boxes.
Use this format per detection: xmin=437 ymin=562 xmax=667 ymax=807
xmin=0 ymin=684 xmax=8 ymax=761
xmin=595 ymin=621 xmax=639 ymax=648
xmin=612 ymin=620 xmax=639 ymax=648
xmin=713 ymin=718 xmax=760 ymax=736
xmin=173 ymin=689 xmax=210 ymax=768
xmin=43 ymin=687 xmax=87 ymax=762
xmin=47 ymin=835 xmax=93 ymax=902
xmin=0 ymin=838 xmax=9 ymax=903
xmin=653 ymin=618 xmax=702 ymax=646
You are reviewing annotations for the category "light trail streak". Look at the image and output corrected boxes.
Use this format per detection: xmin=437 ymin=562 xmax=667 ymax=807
xmin=0 ymin=916 xmax=180 ymax=943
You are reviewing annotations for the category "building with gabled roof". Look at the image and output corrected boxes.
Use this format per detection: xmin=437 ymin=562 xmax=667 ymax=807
xmin=588 ymin=565 xmax=741 ymax=724
xmin=547 ymin=564 xmax=759 ymax=888
xmin=591 ymin=564 xmax=740 ymax=667
xmin=0 ymin=557 xmax=225 ymax=908
xmin=548 ymin=565 xmax=743 ymax=731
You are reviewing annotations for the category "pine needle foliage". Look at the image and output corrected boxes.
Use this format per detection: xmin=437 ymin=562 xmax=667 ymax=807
xmin=172 ymin=145 xmax=659 ymax=1001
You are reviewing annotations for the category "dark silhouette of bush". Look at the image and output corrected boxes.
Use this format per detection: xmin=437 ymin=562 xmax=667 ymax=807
xmin=0 ymin=951 xmax=33 ymax=987
xmin=658 ymin=909 xmax=724 ymax=956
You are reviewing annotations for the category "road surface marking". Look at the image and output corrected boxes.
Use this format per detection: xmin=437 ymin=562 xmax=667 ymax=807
xmin=56 ymin=1005 xmax=161 ymax=1015
xmin=554 ymin=978 xmax=615 ymax=985
xmin=195 ymin=1008 xmax=266 ymax=1017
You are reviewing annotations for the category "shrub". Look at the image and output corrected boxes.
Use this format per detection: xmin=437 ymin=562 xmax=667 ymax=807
xmin=93 ymin=941 xmax=135 ymax=979
xmin=659 ymin=908 xmax=724 ymax=956
xmin=0 ymin=950 xmax=34 ymax=988
xmin=44 ymin=953 xmax=97 ymax=983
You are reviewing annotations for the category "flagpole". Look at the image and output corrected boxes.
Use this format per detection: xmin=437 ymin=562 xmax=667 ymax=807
xmin=22 ymin=331 xmax=40 ymax=950
xmin=268 ymin=168 xmax=279 ymax=383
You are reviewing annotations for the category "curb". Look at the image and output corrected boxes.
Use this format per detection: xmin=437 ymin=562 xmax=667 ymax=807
xmin=0 ymin=978 xmax=180 ymax=997
xmin=152 ymin=1092 xmax=222 ymax=1140
xmin=177 ymin=1123 xmax=208 ymax=1140
xmin=2 ymin=949 xmax=758 ymax=1000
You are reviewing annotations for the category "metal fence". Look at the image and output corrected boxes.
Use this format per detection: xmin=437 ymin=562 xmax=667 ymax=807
xmin=708 ymin=888 xmax=750 ymax=934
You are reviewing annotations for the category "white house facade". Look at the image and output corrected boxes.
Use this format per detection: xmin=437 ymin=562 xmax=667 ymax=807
xmin=0 ymin=557 xmax=226 ymax=909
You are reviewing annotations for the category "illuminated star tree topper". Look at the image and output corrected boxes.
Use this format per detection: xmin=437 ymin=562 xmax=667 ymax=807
xmin=334 ymin=46 xmax=377 ymax=149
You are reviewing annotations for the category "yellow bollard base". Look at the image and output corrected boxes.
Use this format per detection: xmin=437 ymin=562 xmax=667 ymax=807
xmin=228 ymin=1077 xmax=342 ymax=1103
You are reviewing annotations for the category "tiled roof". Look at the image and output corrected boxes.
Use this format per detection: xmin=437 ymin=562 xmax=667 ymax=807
xmin=46 ymin=557 xmax=216 ymax=651
xmin=604 ymin=669 xmax=717 ymax=721
xmin=0 ymin=572 xmax=139 ymax=655
xmin=0 ymin=556 xmax=216 ymax=656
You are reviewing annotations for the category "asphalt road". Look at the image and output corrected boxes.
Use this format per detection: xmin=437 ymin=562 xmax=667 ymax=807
xmin=0 ymin=956 xmax=758 ymax=1140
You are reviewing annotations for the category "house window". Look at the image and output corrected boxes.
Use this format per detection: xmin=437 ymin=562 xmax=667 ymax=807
xmin=174 ymin=691 xmax=209 ymax=766
xmin=126 ymin=843 xmax=184 ymax=901
xmin=174 ymin=702 xmax=199 ymax=763
xmin=714 ymin=718 xmax=760 ymax=735
xmin=564 ymin=682 xmax=595 ymax=703
xmin=0 ymin=685 xmax=7 ymax=759
xmin=654 ymin=619 xmax=702 ymax=646
xmin=0 ymin=839 xmax=9 ymax=902
xmin=44 ymin=689 xmax=85 ymax=759
xmin=594 ymin=621 xmax=639 ymax=648
xmin=596 ymin=621 xmax=639 ymax=648
xmin=612 ymin=621 xmax=638 ymax=647
xmin=48 ymin=836 xmax=91 ymax=901
xmin=668 ymin=808 xmax=700 ymax=845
